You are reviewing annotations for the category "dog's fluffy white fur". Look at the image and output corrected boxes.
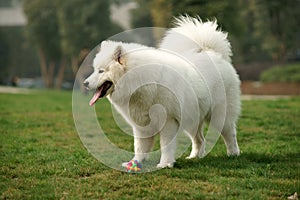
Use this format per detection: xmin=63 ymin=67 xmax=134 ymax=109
xmin=84 ymin=16 xmax=241 ymax=168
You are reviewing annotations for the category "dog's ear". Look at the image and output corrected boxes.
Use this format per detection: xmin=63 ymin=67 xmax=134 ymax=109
xmin=113 ymin=45 xmax=125 ymax=65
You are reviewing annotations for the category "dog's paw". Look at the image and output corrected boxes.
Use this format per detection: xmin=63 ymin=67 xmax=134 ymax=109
xmin=122 ymin=162 xmax=129 ymax=167
xmin=185 ymin=155 xmax=196 ymax=159
xmin=157 ymin=162 xmax=174 ymax=169
xmin=227 ymin=149 xmax=240 ymax=157
xmin=186 ymin=150 xmax=205 ymax=159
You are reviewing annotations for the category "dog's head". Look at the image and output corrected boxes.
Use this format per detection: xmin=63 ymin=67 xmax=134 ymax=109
xmin=84 ymin=41 xmax=127 ymax=106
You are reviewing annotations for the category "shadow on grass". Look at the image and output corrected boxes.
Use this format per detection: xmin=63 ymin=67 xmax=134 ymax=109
xmin=174 ymin=152 xmax=300 ymax=170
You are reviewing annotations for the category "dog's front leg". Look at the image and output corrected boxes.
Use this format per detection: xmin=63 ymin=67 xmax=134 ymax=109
xmin=133 ymin=133 xmax=155 ymax=162
xmin=157 ymin=118 xmax=179 ymax=168
xmin=122 ymin=128 xmax=154 ymax=167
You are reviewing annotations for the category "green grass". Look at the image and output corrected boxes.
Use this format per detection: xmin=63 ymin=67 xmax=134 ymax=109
xmin=0 ymin=90 xmax=299 ymax=199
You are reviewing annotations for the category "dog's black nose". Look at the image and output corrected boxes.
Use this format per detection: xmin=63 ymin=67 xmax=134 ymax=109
xmin=83 ymin=81 xmax=89 ymax=87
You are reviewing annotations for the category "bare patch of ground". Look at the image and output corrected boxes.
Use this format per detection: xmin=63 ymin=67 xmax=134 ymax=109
xmin=0 ymin=86 xmax=31 ymax=94
xmin=241 ymin=82 xmax=300 ymax=95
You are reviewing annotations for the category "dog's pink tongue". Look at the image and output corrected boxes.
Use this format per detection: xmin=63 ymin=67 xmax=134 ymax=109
xmin=89 ymin=87 xmax=102 ymax=106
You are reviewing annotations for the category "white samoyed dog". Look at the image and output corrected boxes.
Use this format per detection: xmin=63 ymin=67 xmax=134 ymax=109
xmin=84 ymin=16 xmax=241 ymax=168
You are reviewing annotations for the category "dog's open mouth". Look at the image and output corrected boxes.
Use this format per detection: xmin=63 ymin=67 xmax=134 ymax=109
xmin=89 ymin=81 xmax=113 ymax=106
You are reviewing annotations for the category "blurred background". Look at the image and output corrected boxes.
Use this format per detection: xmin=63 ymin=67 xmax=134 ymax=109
xmin=0 ymin=0 xmax=299 ymax=94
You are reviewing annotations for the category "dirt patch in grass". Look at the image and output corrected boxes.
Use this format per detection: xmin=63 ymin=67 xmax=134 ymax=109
xmin=0 ymin=86 xmax=31 ymax=94
xmin=241 ymin=82 xmax=300 ymax=95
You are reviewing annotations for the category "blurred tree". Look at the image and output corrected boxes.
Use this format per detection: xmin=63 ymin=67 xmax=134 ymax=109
xmin=23 ymin=0 xmax=122 ymax=88
xmin=0 ymin=29 xmax=9 ymax=84
xmin=131 ymin=0 xmax=153 ymax=28
xmin=171 ymin=0 xmax=242 ymax=33
xmin=57 ymin=0 xmax=122 ymax=76
xmin=233 ymin=0 xmax=271 ymax=63
xmin=144 ymin=0 xmax=300 ymax=63
xmin=170 ymin=0 xmax=245 ymax=62
xmin=150 ymin=0 xmax=173 ymax=28
xmin=131 ymin=0 xmax=160 ymax=46
xmin=150 ymin=0 xmax=173 ymax=41
xmin=0 ymin=27 xmax=39 ymax=85
xmin=232 ymin=0 xmax=300 ymax=63
xmin=23 ymin=0 xmax=63 ymax=88
xmin=259 ymin=0 xmax=300 ymax=62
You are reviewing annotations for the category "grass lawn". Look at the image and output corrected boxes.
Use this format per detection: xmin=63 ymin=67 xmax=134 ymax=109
xmin=0 ymin=90 xmax=299 ymax=199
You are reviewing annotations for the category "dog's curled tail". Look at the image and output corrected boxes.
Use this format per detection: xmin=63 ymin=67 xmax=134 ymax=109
xmin=160 ymin=15 xmax=232 ymax=62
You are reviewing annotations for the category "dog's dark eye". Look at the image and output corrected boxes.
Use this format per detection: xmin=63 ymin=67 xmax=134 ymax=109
xmin=99 ymin=69 xmax=104 ymax=73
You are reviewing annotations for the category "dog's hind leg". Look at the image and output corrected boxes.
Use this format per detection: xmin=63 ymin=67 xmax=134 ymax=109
xmin=221 ymin=122 xmax=240 ymax=156
xmin=157 ymin=118 xmax=179 ymax=168
xmin=185 ymin=121 xmax=206 ymax=159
